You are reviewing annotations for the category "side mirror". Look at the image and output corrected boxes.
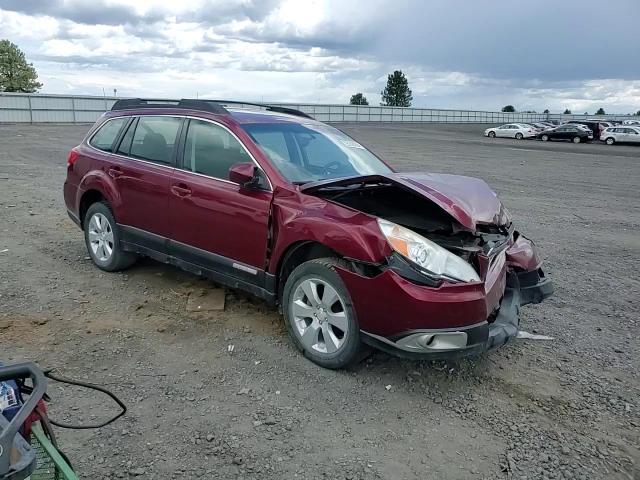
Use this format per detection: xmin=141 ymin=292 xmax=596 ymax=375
xmin=229 ymin=162 xmax=260 ymax=188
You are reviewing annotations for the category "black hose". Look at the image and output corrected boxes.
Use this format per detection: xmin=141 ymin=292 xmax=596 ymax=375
xmin=42 ymin=370 xmax=127 ymax=430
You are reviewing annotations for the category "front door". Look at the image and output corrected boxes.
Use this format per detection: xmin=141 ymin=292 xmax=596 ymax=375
xmin=168 ymin=118 xmax=273 ymax=286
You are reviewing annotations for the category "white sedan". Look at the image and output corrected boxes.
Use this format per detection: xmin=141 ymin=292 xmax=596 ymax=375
xmin=601 ymin=126 xmax=640 ymax=145
xmin=484 ymin=123 xmax=537 ymax=140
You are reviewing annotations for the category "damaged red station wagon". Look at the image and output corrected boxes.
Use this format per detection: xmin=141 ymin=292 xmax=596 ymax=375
xmin=63 ymin=99 xmax=553 ymax=369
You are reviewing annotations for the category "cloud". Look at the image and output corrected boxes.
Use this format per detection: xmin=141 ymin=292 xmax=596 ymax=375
xmin=0 ymin=0 xmax=639 ymax=112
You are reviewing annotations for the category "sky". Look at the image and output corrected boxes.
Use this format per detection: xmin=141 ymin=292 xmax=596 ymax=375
xmin=1 ymin=0 xmax=639 ymax=113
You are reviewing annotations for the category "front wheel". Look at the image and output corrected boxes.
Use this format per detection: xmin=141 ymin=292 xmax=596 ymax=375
xmin=541 ymin=134 xmax=549 ymax=142
xmin=84 ymin=202 xmax=136 ymax=271
xmin=488 ymin=131 xmax=496 ymax=138
xmin=283 ymin=258 xmax=361 ymax=369
xmin=573 ymin=136 xmax=581 ymax=144
xmin=515 ymin=132 xmax=524 ymax=140
xmin=605 ymin=137 xmax=615 ymax=145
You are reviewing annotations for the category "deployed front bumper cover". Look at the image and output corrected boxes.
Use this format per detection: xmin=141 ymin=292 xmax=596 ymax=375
xmin=360 ymin=270 xmax=553 ymax=360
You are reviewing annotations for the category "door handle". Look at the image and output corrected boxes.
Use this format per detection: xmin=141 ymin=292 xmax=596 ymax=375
xmin=171 ymin=184 xmax=192 ymax=197
xmin=108 ymin=166 xmax=123 ymax=178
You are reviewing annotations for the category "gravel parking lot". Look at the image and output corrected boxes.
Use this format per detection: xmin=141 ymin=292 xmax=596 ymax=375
xmin=1 ymin=123 xmax=638 ymax=480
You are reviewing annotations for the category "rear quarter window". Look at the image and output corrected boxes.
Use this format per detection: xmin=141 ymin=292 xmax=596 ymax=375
xmin=89 ymin=117 xmax=128 ymax=152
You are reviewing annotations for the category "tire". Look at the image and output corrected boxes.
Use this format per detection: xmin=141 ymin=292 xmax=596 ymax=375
xmin=605 ymin=137 xmax=615 ymax=145
xmin=572 ymin=136 xmax=582 ymax=144
xmin=488 ymin=131 xmax=496 ymax=138
xmin=84 ymin=202 xmax=136 ymax=272
xmin=541 ymin=134 xmax=549 ymax=142
xmin=282 ymin=257 xmax=361 ymax=369
xmin=515 ymin=133 xmax=524 ymax=140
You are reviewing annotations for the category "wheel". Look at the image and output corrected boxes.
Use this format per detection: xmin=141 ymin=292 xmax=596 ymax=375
xmin=84 ymin=202 xmax=136 ymax=272
xmin=572 ymin=136 xmax=581 ymax=144
xmin=488 ymin=131 xmax=496 ymax=138
xmin=515 ymin=132 xmax=524 ymax=140
xmin=605 ymin=137 xmax=615 ymax=145
xmin=282 ymin=258 xmax=361 ymax=369
xmin=541 ymin=134 xmax=549 ymax=142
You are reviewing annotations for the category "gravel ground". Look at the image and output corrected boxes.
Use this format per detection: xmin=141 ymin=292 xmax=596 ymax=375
xmin=0 ymin=123 xmax=638 ymax=480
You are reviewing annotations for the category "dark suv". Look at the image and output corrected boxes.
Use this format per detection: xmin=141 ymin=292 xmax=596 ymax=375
xmin=64 ymin=98 xmax=553 ymax=369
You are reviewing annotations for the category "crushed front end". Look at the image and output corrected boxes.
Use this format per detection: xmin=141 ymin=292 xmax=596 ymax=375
xmin=304 ymin=174 xmax=553 ymax=359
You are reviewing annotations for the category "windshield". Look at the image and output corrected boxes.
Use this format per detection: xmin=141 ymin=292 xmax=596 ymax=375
xmin=241 ymin=122 xmax=393 ymax=183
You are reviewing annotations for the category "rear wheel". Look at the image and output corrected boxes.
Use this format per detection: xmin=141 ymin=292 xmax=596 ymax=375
xmin=605 ymin=137 xmax=615 ymax=145
xmin=541 ymin=134 xmax=549 ymax=142
xmin=573 ymin=136 xmax=581 ymax=144
xmin=84 ymin=202 xmax=136 ymax=271
xmin=488 ymin=131 xmax=496 ymax=138
xmin=515 ymin=132 xmax=524 ymax=140
xmin=283 ymin=258 xmax=361 ymax=369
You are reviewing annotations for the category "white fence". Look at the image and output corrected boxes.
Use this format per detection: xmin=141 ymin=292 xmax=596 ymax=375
xmin=1 ymin=92 xmax=638 ymax=125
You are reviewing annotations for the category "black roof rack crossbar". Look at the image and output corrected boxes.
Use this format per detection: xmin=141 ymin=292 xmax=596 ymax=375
xmin=210 ymin=100 xmax=314 ymax=119
xmin=111 ymin=98 xmax=228 ymax=115
xmin=110 ymin=98 xmax=314 ymax=120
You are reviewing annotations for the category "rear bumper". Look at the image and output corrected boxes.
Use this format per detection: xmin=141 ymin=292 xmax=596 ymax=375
xmin=359 ymin=270 xmax=553 ymax=360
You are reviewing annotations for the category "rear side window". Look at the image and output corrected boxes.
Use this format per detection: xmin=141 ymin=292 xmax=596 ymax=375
xmin=130 ymin=116 xmax=182 ymax=164
xmin=89 ymin=118 xmax=128 ymax=152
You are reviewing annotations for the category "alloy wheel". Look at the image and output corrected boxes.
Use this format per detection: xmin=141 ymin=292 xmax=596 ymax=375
xmin=88 ymin=212 xmax=114 ymax=262
xmin=573 ymin=136 xmax=581 ymax=143
xmin=291 ymin=277 xmax=349 ymax=354
xmin=606 ymin=138 xmax=614 ymax=145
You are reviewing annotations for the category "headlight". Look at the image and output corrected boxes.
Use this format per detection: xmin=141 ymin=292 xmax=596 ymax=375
xmin=377 ymin=218 xmax=480 ymax=283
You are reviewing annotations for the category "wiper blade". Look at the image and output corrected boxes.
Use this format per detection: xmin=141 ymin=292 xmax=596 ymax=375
xmin=327 ymin=181 xmax=389 ymax=201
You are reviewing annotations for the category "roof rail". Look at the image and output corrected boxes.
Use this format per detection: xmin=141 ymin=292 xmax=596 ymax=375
xmin=111 ymin=98 xmax=228 ymax=115
xmin=211 ymin=100 xmax=314 ymax=119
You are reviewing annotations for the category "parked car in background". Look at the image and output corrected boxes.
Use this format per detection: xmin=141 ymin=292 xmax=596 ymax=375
xmin=484 ymin=124 xmax=536 ymax=139
xmin=63 ymin=98 xmax=552 ymax=369
xmin=564 ymin=120 xmax=607 ymax=140
xmin=601 ymin=126 xmax=640 ymax=145
xmin=622 ymin=120 xmax=640 ymax=126
xmin=539 ymin=125 xmax=592 ymax=143
xmin=531 ymin=122 xmax=554 ymax=131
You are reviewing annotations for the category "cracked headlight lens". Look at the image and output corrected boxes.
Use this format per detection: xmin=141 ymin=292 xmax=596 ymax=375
xmin=377 ymin=218 xmax=480 ymax=283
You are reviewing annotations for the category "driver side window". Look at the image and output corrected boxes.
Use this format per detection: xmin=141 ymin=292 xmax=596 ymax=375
xmin=183 ymin=120 xmax=250 ymax=181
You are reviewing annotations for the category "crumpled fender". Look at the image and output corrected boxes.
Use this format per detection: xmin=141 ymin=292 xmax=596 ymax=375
xmin=506 ymin=233 xmax=541 ymax=272
xmin=268 ymin=188 xmax=392 ymax=274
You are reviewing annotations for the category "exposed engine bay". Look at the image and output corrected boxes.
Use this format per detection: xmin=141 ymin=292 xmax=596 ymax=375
xmin=310 ymin=181 xmax=513 ymax=266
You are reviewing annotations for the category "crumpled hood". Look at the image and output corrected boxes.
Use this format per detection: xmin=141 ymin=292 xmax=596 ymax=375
xmin=301 ymin=172 xmax=505 ymax=230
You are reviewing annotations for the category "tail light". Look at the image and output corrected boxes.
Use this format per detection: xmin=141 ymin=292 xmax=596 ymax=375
xmin=67 ymin=148 xmax=79 ymax=168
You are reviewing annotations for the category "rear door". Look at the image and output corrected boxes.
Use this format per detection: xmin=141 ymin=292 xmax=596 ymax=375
xmin=108 ymin=115 xmax=183 ymax=252
xmin=168 ymin=118 xmax=273 ymax=284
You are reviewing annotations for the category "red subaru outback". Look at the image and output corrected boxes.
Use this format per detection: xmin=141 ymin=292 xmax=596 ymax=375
xmin=64 ymin=99 xmax=553 ymax=369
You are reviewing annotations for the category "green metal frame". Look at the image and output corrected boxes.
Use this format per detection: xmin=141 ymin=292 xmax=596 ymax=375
xmin=30 ymin=423 xmax=78 ymax=480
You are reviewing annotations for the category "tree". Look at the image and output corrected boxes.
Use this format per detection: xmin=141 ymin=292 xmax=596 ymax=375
xmin=636 ymin=110 xmax=640 ymax=116
xmin=543 ymin=109 xmax=550 ymax=114
xmin=380 ymin=70 xmax=412 ymax=107
xmin=0 ymin=40 xmax=42 ymax=92
xmin=349 ymin=93 xmax=369 ymax=105
xmin=563 ymin=108 xmax=572 ymax=114
xmin=595 ymin=107 xmax=605 ymax=115
xmin=501 ymin=105 xmax=515 ymax=112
